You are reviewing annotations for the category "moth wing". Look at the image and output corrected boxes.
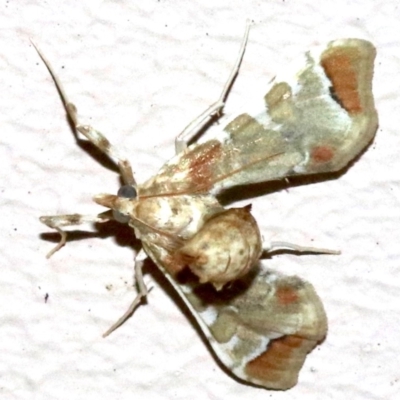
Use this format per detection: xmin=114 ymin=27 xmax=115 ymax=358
xmin=140 ymin=39 xmax=377 ymax=196
xmin=158 ymin=265 xmax=327 ymax=390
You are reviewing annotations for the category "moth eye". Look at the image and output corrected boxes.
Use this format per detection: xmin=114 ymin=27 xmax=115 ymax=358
xmin=113 ymin=185 xmax=137 ymax=223
xmin=117 ymin=185 xmax=137 ymax=199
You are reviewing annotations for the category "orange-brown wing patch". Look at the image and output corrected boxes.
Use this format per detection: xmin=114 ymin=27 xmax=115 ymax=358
xmin=321 ymin=47 xmax=363 ymax=114
xmin=245 ymin=335 xmax=318 ymax=390
xmin=187 ymin=140 xmax=223 ymax=189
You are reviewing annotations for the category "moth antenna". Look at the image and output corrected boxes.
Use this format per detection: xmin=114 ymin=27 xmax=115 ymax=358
xmin=175 ymin=21 xmax=251 ymax=153
xmin=31 ymin=39 xmax=137 ymax=187
xmin=30 ymin=39 xmax=78 ymax=126
xmin=219 ymin=20 xmax=251 ymax=105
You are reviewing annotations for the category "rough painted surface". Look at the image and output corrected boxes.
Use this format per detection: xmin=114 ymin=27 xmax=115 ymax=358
xmin=2 ymin=1 xmax=400 ymax=399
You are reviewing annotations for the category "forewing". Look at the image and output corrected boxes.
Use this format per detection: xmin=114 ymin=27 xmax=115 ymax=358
xmin=140 ymin=39 xmax=377 ymax=196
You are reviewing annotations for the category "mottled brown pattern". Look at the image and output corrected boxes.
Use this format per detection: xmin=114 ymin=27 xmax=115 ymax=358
xmin=65 ymin=214 xmax=85 ymax=225
xmin=162 ymin=254 xmax=186 ymax=276
xmin=311 ymin=145 xmax=335 ymax=163
xmin=187 ymin=140 xmax=223 ymax=189
xmin=321 ymin=48 xmax=362 ymax=114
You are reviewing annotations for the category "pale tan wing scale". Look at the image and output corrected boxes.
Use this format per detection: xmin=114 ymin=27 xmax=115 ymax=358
xmin=140 ymin=39 xmax=377 ymax=197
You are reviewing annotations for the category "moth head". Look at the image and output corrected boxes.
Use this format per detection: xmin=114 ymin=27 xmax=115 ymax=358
xmin=93 ymin=184 xmax=138 ymax=223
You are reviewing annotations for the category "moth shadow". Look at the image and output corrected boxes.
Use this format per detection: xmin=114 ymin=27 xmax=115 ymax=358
xmin=40 ymin=220 xmax=142 ymax=253
xmin=218 ymin=157 xmax=365 ymax=206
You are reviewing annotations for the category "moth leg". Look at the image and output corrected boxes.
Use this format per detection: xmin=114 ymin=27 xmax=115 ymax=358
xmin=31 ymin=41 xmax=136 ymax=187
xmin=174 ymin=21 xmax=250 ymax=154
xmin=102 ymin=249 xmax=150 ymax=337
xmin=265 ymin=241 xmax=340 ymax=255
xmin=40 ymin=211 xmax=113 ymax=258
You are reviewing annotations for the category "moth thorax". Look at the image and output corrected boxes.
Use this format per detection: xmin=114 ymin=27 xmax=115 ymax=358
xmin=176 ymin=206 xmax=262 ymax=290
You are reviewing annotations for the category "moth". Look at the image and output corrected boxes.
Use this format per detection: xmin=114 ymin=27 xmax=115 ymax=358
xmin=33 ymin=27 xmax=377 ymax=390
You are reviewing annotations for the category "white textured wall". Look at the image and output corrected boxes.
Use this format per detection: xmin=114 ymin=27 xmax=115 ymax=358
xmin=2 ymin=1 xmax=399 ymax=399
